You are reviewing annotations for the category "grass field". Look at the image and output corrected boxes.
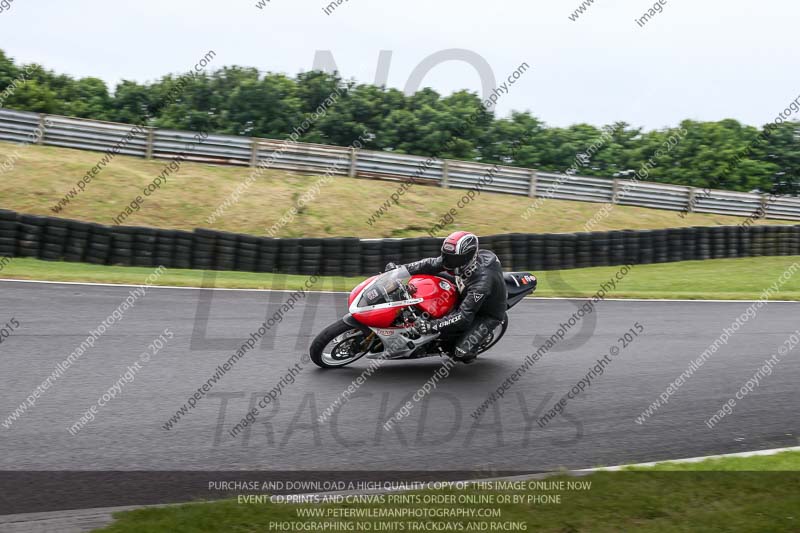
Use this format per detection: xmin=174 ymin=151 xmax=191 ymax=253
xmin=1 ymin=141 xmax=793 ymax=238
xmin=1 ymin=256 xmax=799 ymax=300
xmin=629 ymin=450 xmax=800 ymax=471
xmin=94 ymin=451 xmax=800 ymax=532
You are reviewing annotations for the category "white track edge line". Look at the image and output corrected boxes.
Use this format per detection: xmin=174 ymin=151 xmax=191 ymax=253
xmin=0 ymin=278 xmax=343 ymax=294
xmin=578 ymin=445 xmax=800 ymax=472
xmin=283 ymin=445 xmax=800 ymax=498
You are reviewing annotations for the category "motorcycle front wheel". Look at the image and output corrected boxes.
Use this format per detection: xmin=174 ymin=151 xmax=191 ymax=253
xmin=309 ymin=320 xmax=372 ymax=369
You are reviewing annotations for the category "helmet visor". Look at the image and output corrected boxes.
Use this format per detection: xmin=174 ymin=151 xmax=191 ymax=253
xmin=442 ymin=252 xmax=471 ymax=270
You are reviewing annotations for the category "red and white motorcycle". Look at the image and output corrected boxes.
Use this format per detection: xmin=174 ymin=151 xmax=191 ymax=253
xmin=309 ymin=267 xmax=537 ymax=368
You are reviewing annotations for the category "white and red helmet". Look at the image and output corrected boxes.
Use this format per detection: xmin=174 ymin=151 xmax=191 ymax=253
xmin=441 ymin=231 xmax=479 ymax=275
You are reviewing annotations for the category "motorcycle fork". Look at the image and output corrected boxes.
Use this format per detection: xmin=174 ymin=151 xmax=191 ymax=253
xmin=361 ymin=332 xmax=378 ymax=352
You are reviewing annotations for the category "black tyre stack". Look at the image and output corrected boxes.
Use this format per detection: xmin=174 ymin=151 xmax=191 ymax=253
xmin=637 ymin=230 xmax=654 ymax=265
xmin=544 ymin=234 xmax=561 ymax=270
xmin=666 ymin=228 xmax=683 ymax=263
xmin=658 ymin=229 xmax=672 ymax=263
xmin=236 ymin=235 xmax=260 ymax=272
xmin=575 ymin=233 xmax=592 ymax=269
xmin=757 ymin=226 xmax=772 ymax=256
xmin=560 ymin=233 xmax=577 ymax=270
xmin=361 ymin=239 xmax=383 ymax=275
xmin=709 ymin=227 xmax=725 ymax=259
xmin=772 ymin=226 xmax=790 ymax=255
xmin=591 ymin=232 xmax=610 ymax=266
xmin=192 ymin=229 xmax=217 ymax=270
xmin=154 ymin=230 xmax=176 ymax=269
xmin=749 ymin=226 xmax=765 ymax=257
xmin=792 ymin=226 xmax=800 ymax=256
xmin=17 ymin=214 xmax=45 ymax=259
xmin=738 ymin=226 xmax=752 ymax=257
xmin=767 ymin=225 xmax=780 ymax=255
xmin=64 ymin=220 xmax=91 ymax=263
xmin=420 ymin=237 xmax=442 ymax=258
xmin=109 ymin=227 xmax=134 ymax=266
xmin=778 ymin=226 xmax=793 ymax=256
xmin=381 ymin=239 xmax=403 ymax=268
xmin=623 ymin=230 xmax=640 ymax=265
xmin=133 ymin=227 xmax=158 ymax=267
xmin=40 ymin=218 xmax=68 ymax=261
xmin=321 ymin=238 xmax=344 ymax=276
xmin=786 ymin=226 xmax=796 ymax=255
xmin=298 ymin=238 xmax=322 ymax=276
xmin=491 ymin=234 xmax=514 ymax=268
xmin=86 ymin=223 xmax=111 ymax=265
xmin=257 ymin=237 xmax=279 ymax=273
xmin=775 ymin=227 xmax=787 ymax=256
xmin=652 ymin=230 xmax=669 ymax=263
xmin=401 ymin=237 xmax=421 ymax=265
xmin=695 ymin=226 xmax=711 ymax=260
xmin=1 ymin=207 xmax=798 ymax=276
xmin=213 ymin=231 xmax=238 ymax=272
xmin=0 ymin=209 xmax=17 ymax=259
xmin=682 ymin=227 xmax=697 ymax=261
xmin=609 ymin=231 xmax=626 ymax=265
xmin=765 ymin=226 xmax=780 ymax=256
xmin=725 ymin=226 xmax=739 ymax=258
xmin=509 ymin=234 xmax=529 ymax=271
xmin=173 ymin=230 xmax=194 ymax=269
xmin=527 ymin=234 xmax=545 ymax=271
xmin=418 ymin=237 xmax=442 ymax=270
xmin=771 ymin=226 xmax=783 ymax=256
xmin=341 ymin=238 xmax=362 ymax=277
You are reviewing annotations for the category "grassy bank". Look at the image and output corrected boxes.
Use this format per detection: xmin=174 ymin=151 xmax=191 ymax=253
xmin=629 ymin=450 xmax=800 ymax=471
xmin=1 ymin=141 xmax=793 ymax=238
xmin=1 ymin=256 xmax=799 ymax=300
xmin=94 ymin=451 xmax=800 ymax=532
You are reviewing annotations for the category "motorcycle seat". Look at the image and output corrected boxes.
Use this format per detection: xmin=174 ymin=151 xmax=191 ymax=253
xmin=504 ymin=272 xmax=537 ymax=297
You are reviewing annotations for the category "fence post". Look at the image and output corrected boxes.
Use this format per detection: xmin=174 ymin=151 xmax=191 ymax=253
xmin=611 ymin=179 xmax=621 ymax=204
xmin=687 ymin=187 xmax=696 ymax=213
xmin=441 ymin=160 xmax=450 ymax=188
xmin=760 ymin=194 xmax=769 ymax=219
xmin=249 ymin=138 xmax=259 ymax=168
xmin=528 ymin=169 xmax=537 ymax=198
xmin=145 ymin=128 xmax=155 ymax=160
xmin=349 ymin=147 xmax=358 ymax=178
xmin=37 ymin=114 xmax=46 ymax=144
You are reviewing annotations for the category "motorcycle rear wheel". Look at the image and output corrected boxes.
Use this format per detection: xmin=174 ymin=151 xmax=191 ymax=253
xmin=309 ymin=319 xmax=372 ymax=369
xmin=475 ymin=314 xmax=509 ymax=356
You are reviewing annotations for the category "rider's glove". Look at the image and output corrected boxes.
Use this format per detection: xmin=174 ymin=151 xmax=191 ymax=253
xmin=384 ymin=262 xmax=398 ymax=272
xmin=415 ymin=319 xmax=437 ymax=335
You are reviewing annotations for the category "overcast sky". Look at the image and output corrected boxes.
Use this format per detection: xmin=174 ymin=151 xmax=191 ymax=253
xmin=1 ymin=0 xmax=797 ymax=130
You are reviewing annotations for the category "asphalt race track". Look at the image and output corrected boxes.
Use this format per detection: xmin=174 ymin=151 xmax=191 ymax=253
xmin=1 ymin=279 xmax=798 ymax=478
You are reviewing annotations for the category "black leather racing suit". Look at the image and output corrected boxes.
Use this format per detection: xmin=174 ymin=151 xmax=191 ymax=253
xmin=404 ymin=250 xmax=508 ymax=358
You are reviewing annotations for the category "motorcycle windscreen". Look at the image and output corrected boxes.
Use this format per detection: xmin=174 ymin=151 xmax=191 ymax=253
xmin=349 ymin=267 xmax=422 ymax=327
xmin=353 ymin=267 xmax=412 ymax=309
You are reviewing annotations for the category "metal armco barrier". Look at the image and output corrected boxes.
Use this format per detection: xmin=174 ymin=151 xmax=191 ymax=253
xmin=1 ymin=108 xmax=799 ymax=221
xmin=1 ymin=209 xmax=798 ymax=276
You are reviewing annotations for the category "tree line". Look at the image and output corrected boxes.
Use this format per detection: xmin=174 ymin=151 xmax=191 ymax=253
xmin=0 ymin=49 xmax=797 ymax=195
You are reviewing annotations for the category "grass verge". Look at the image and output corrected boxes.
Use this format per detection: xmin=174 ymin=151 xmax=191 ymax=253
xmin=94 ymin=451 xmax=800 ymax=532
xmin=627 ymin=450 xmax=800 ymax=471
xmin=1 ymin=256 xmax=799 ymax=300
xmin=1 ymin=141 xmax=794 ymax=238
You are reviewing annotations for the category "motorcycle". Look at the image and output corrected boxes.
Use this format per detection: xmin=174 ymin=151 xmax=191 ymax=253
xmin=309 ymin=266 xmax=537 ymax=368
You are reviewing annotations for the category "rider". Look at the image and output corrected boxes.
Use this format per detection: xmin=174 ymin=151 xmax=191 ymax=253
xmin=386 ymin=231 xmax=507 ymax=363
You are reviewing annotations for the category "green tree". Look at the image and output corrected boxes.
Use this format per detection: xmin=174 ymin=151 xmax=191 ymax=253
xmin=0 ymin=48 xmax=798 ymax=195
